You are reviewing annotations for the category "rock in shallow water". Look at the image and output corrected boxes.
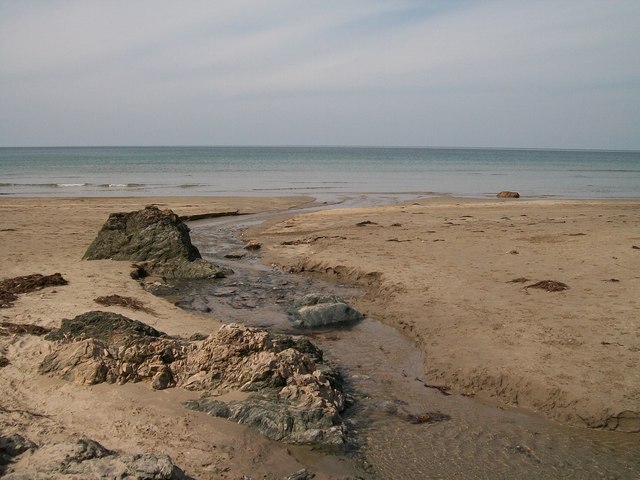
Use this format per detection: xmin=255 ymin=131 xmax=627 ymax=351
xmin=289 ymin=294 xmax=363 ymax=328
xmin=185 ymin=389 xmax=345 ymax=446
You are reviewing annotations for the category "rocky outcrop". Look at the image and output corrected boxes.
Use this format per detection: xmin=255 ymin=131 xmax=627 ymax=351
xmin=83 ymin=206 xmax=230 ymax=280
xmin=40 ymin=312 xmax=346 ymax=446
xmin=497 ymin=191 xmax=520 ymax=198
xmin=185 ymin=390 xmax=345 ymax=446
xmin=289 ymin=294 xmax=363 ymax=328
xmin=0 ymin=435 xmax=189 ymax=479
xmin=40 ymin=311 xmax=186 ymax=388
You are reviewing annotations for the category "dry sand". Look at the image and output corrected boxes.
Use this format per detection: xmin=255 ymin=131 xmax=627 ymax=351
xmin=248 ymin=196 xmax=640 ymax=432
xmin=0 ymin=196 xmax=363 ymax=480
xmin=1 ymin=195 xmax=639 ymax=479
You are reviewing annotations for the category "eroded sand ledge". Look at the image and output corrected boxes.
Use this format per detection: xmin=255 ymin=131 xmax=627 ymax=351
xmin=247 ymin=197 xmax=640 ymax=432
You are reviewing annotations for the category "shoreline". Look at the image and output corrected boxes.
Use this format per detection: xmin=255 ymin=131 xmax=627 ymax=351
xmin=1 ymin=194 xmax=639 ymax=477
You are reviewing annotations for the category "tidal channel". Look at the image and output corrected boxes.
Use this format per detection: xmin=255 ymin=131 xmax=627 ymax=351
xmin=161 ymin=197 xmax=640 ymax=479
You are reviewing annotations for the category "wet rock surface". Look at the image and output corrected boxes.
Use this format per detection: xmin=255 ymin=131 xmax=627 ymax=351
xmin=40 ymin=312 xmax=347 ymax=446
xmin=0 ymin=435 xmax=189 ymax=479
xmin=497 ymin=191 xmax=520 ymax=198
xmin=289 ymin=294 xmax=363 ymax=328
xmin=83 ymin=206 xmax=230 ymax=279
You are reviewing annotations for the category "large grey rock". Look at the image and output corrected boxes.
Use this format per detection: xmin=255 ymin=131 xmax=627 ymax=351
xmin=290 ymin=294 xmax=363 ymax=328
xmin=83 ymin=206 xmax=198 ymax=262
xmin=40 ymin=315 xmax=346 ymax=446
xmin=0 ymin=436 xmax=189 ymax=479
xmin=83 ymin=206 xmax=230 ymax=279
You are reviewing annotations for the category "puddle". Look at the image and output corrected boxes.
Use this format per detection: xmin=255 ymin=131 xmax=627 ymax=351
xmin=156 ymin=201 xmax=640 ymax=479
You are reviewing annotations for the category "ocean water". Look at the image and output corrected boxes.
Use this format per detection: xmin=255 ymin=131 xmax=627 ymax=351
xmin=1 ymin=146 xmax=639 ymax=199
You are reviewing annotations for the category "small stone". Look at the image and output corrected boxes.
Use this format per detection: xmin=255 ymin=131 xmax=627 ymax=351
xmin=244 ymin=241 xmax=262 ymax=251
xmin=224 ymin=251 xmax=247 ymax=259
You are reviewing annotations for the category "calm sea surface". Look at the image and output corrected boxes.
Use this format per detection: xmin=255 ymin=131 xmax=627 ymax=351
xmin=1 ymin=146 xmax=639 ymax=198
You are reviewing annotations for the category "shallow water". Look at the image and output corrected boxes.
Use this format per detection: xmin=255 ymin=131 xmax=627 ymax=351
xmin=162 ymin=206 xmax=640 ymax=479
xmin=2 ymin=146 xmax=640 ymax=198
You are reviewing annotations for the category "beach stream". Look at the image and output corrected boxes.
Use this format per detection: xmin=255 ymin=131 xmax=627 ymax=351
xmin=159 ymin=199 xmax=640 ymax=479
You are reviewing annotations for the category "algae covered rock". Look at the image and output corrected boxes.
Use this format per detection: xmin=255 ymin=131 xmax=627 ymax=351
xmin=83 ymin=206 xmax=199 ymax=262
xmin=83 ymin=206 xmax=230 ymax=279
xmin=289 ymin=294 xmax=363 ymax=328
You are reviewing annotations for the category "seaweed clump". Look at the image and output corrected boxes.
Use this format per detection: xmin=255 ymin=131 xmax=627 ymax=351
xmin=525 ymin=280 xmax=569 ymax=292
xmin=94 ymin=294 xmax=154 ymax=314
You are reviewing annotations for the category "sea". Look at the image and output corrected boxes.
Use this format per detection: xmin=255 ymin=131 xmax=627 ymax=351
xmin=1 ymin=146 xmax=639 ymax=199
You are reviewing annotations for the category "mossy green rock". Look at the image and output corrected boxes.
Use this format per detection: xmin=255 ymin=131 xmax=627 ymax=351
xmin=83 ymin=206 xmax=230 ymax=279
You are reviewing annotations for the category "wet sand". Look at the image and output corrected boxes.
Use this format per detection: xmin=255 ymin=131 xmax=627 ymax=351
xmin=248 ymin=196 xmax=640 ymax=432
xmin=1 ymin=195 xmax=639 ymax=478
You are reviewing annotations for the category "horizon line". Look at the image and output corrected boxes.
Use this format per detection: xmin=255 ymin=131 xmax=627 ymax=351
xmin=1 ymin=144 xmax=639 ymax=153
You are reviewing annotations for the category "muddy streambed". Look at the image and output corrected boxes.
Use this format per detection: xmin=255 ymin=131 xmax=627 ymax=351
xmin=158 ymin=204 xmax=640 ymax=479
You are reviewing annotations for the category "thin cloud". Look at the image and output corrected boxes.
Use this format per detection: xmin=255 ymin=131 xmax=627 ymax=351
xmin=0 ymin=0 xmax=638 ymax=148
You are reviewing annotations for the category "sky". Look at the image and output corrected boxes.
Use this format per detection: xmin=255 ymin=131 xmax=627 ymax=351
xmin=1 ymin=1 xmax=639 ymax=149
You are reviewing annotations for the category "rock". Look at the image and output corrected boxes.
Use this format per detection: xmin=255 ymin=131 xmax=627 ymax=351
xmin=151 ymin=366 xmax=176 ymax=390
xmin=130 ymin=264 xmax=149 ymax=280
xmin=497 ymin=191 xmax=520 ymax=198
xmin=150 ymin=258 xmax=229 ymax=280
xmin=40 ymin=311 xmax=187 ymax=387
xmin=289 ymin=294 xmax=363 ymax=328
xmin=45 ymin=311 xmax=165 ymax=344
xmin=184 ymin=398 xmax=231 ymax=418
xmin=186 ymin=390 xmax=345 ymax=446
xmin=284 ymin=469 xmax=315 ymax=480
xmin=83 ymin=206 xmax=230 ymax=280
xmin=83 ymin=206 xmax=199 ymax=262
xmin=41 ymin=316 xmax=347 ymax=446
xmin=244 ymin=241 xmax=262 ymax=251
xmin=0 ymin=434 xmax=38 ymax=464
xmin=224 ymin=251 xmax=247 ymax=259
xmin=0 ymin=436 xmax=189 ymax=479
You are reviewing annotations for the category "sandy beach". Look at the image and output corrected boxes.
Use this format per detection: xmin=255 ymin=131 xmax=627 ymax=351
xmin=0 ymin=196 xmax=362 ymax=480
xmin=248 ymin=196 xmax=640 ymax=432
xmin=1 ymin=195 xmax=639 ymax=478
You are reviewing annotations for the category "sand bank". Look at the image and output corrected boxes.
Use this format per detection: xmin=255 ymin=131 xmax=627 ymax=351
xmin=248 ymin=197 xmax=640 ymax=432
xmin=0 ymin=196 xmax=364 ymax=479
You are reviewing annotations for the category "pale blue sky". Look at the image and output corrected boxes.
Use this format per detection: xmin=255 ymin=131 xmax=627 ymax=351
xmin=1 ymin=1 xmax=639 ymax=149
